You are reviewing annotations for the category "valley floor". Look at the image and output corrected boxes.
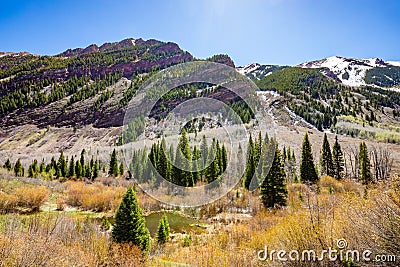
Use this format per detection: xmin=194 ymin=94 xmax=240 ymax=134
xmin=0 ymin=173 xmax=399 ymax=266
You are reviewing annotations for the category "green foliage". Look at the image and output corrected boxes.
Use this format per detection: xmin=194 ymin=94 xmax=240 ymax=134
xmin=332 ymin=136 xmax=345 ymax=179
xmin=119 ymin=162 xmax=124 ymax=176
xmin=109 ymin=149 xmax=119 ymax=177
xmin=14 ymin=158 xmax=24 ymax=177
xmin=122 ymin=115 xmax=145 ymax=143
xmin=3 ymin=158 xmax=12 ymax=171
xmin=112 ymin=187 xmax=151 ymax=252
xmin=58 ymin=152 xmax=67 ymax=178
xmin=28 ymin=159 xmax=39 ymax=178
xmin=243 ymin=134 xmax=256 ymax=189
xmin=75 ymin=160 xmax=82 ymax=178
xmin=365 ymin=66 xmax=400 ymax=87
xmin=156 ymin=213 xmax=170 ymax=244
xmin=182 ymin=235 xmax=192 ymax=247
xmin=68 ymin=156 xmax=75 ymax=178
xmin=320 ymin=133 xmax=334 ymax=177
xmin=0 ymin=39 xmax=191 ymax=118
xmin=359 ymin=142 xmax=372 ymax=184
xmin=260 ymin=141 xmax=288 ymax=208
xmin=300 ymin=133 xmax=319 ymax=183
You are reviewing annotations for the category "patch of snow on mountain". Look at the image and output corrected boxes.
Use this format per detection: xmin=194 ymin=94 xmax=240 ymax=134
xmin=256 ymin=90 xmax=280 ymax=102
xmin=298 ymin=56 xmax=382 ymax=87
xmin=237 ymin=63 xmax=261 ymax=75
xmin=284 ymin=106 xmax=317 ymax=129
xmin=387 ymin=61 xmax=400 ymax=67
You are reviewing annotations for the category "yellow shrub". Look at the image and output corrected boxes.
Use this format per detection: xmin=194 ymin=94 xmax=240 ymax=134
xmin=0 ymin=192 xmax=18 ymax=213
xmin=319 ymin=175 xmax=344 ymax=193
xmin=65 ymin=182 xmax=125 ymax=212
xmin=13 ymin=186 xmax=48 ymax=211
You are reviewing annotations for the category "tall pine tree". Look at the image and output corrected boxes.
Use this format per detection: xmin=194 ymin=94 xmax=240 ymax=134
xmin=260 ymin=142 xmax=287 ymax=208
xmin=359 ymin=142 xmax=372 ymax=184
xmin=332 ymin=136 xmax=345 ymax=180
xmin=109 ymin=148 xmax=119 ymax=176
xmin=300 ymin=133 xmax=319 ymax=183
xmin=320 ymin=133 xmax=334 ymax=177
xmin=58 ymin=151 xmax=67 ymax=177
xmin=156 ymin=213 xmax=170 ymax=244
xmin=244 ymin=134 xmax=255 ymax=189
xmin=112 ymin=187 xmax=151 ymax=251
xmin=68 ymin=156 xmax=75 ymax=178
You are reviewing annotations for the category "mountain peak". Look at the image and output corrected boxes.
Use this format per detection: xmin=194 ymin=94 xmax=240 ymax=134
xmin=297 ymin=56 xmax=400 ymax=87
xmin=58 ymin=38 xmax=165 ymax=57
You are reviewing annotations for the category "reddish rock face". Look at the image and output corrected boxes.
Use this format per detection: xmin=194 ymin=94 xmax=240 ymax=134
xmin=0 ymin=38 xmax=194 ymax=129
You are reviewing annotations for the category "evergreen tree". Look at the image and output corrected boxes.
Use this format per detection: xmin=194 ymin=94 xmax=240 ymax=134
xmin=260 ymin=143 xmax=287 ymax=208
xmin=200 ymin=135 xmax=208 ymax=171
xmin=58 ymin=151 xmax=67 ymax=177
xmin=80 ymin=149 xmax=86 ymax=168
xmin=39 ymin=159 xmax=45 ymax=173
xmin=68 ymin=156 xmax=75 ymax=178
xmin=192 ymin=146 xmax=200 ymax=184
xmin=109 ymin=149 xmax=119 ymax=176
xmin=172 ymin=146 xmax=184 ymax=185
xmin=221 ymin=144 xmax=228 ymax=173
xmin=3 ymin=158 xmax=12 ymax=171
xmin=157 ymin=138 xmax=171 ymax=182
xmin=300 ymin=133 xmax=319 ymax=183
xmin=28 ymin=159 xmax=39 ymax=178
xmin=320 ymin=133 xmax=334 ymax=177
xmin=205 ymin=139 xmax=220 ymax=183
xmin=254 ymin=131 xmax=262 ymax=164
xmin=85 ymin=164 xmax=91 ymax=178
xmin=50 ymin=156 xmax=58 ymax=174
xmin=119 ymin=162 xmax=124 ymax=176
xmin=244 ymin=134 xmax=255 ymax=189
xmin=14 ymin=158 xmax=24 ymax=177
xmin=359 ymin=142 xmax=373 ymax=184
xmin=156 ymin=213 xmax=170 ymax=244
xmin=92 ymin=159 xmax=99 ymax=180
xmin=75 ymin=160 xmax=82 ymax=178
xmin=283 ymin=146 xmax=287 ymax=162
xmin=332 ymin=136 xmax=345 ymax=180
xmin=178 ymin=129 xmax=193 ymax=186
xmin=112 ymin=187 xmax=151 ymax=252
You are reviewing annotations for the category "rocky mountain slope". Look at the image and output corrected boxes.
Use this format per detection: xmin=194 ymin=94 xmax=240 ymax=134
xmin=2 ymin=38 xmax=400 ymax=148
xmin=0 ymin=38 xmax=193 ymax=128
xmin=297 ymin=56 xmax=400 ymax=88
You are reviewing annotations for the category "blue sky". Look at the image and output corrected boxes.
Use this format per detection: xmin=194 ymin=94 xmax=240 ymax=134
xmin=0 ymin=0 xmax=399 ymax=66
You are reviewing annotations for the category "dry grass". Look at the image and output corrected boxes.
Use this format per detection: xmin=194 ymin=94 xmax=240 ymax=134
xmin=151 ymin=178 xmax=400 ymax=267
xmin=0 ymin=185 xmax=48 ymax=213
xmin=64 ymin=181 xmax=125 ymax=212
xmin=0 ymin=214 xmax=144 ymax=266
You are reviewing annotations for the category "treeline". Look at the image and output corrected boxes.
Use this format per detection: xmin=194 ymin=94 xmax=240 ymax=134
xmin=241 ymin=131 xmax=385 ymax=208
xmin=68 ymin=71 xmax=122 ymax=106
xmin=0 ymin=71 xmax=122 ymax=115
xmin=0 ymin=40 xmax=189 ymax=117
xmin=130 ymin=130 xmax=227 ymax=187
xmin=256 ymin=67 xmax=400 ymax=131
xmin=2 ymin=148 xmax=125 ymax=181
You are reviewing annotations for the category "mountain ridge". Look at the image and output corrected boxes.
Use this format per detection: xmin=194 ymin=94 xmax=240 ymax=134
xmin=2 ymin=38 xmax=400 ymax=145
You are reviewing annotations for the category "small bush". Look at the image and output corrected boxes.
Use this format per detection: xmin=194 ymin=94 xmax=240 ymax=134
xmin=0 ymin=192 xmax=18 ymax=213
xmin=65 ymin=182 xmax=125 ymax=212
xmin=13 ymin=186 xmax=48 ymax=211
xmin=319 ymin=175 xmax=344 ymax=193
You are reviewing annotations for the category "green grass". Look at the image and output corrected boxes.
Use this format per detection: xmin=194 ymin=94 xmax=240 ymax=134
xmin=145 ymin=211 xmax=206 ymax=237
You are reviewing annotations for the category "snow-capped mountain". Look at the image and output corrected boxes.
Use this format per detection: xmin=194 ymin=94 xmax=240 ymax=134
xmin=236 ymin=63 xmax=286 ymax=80
xmin=297 ymin=56 xmax=400 ymax=87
